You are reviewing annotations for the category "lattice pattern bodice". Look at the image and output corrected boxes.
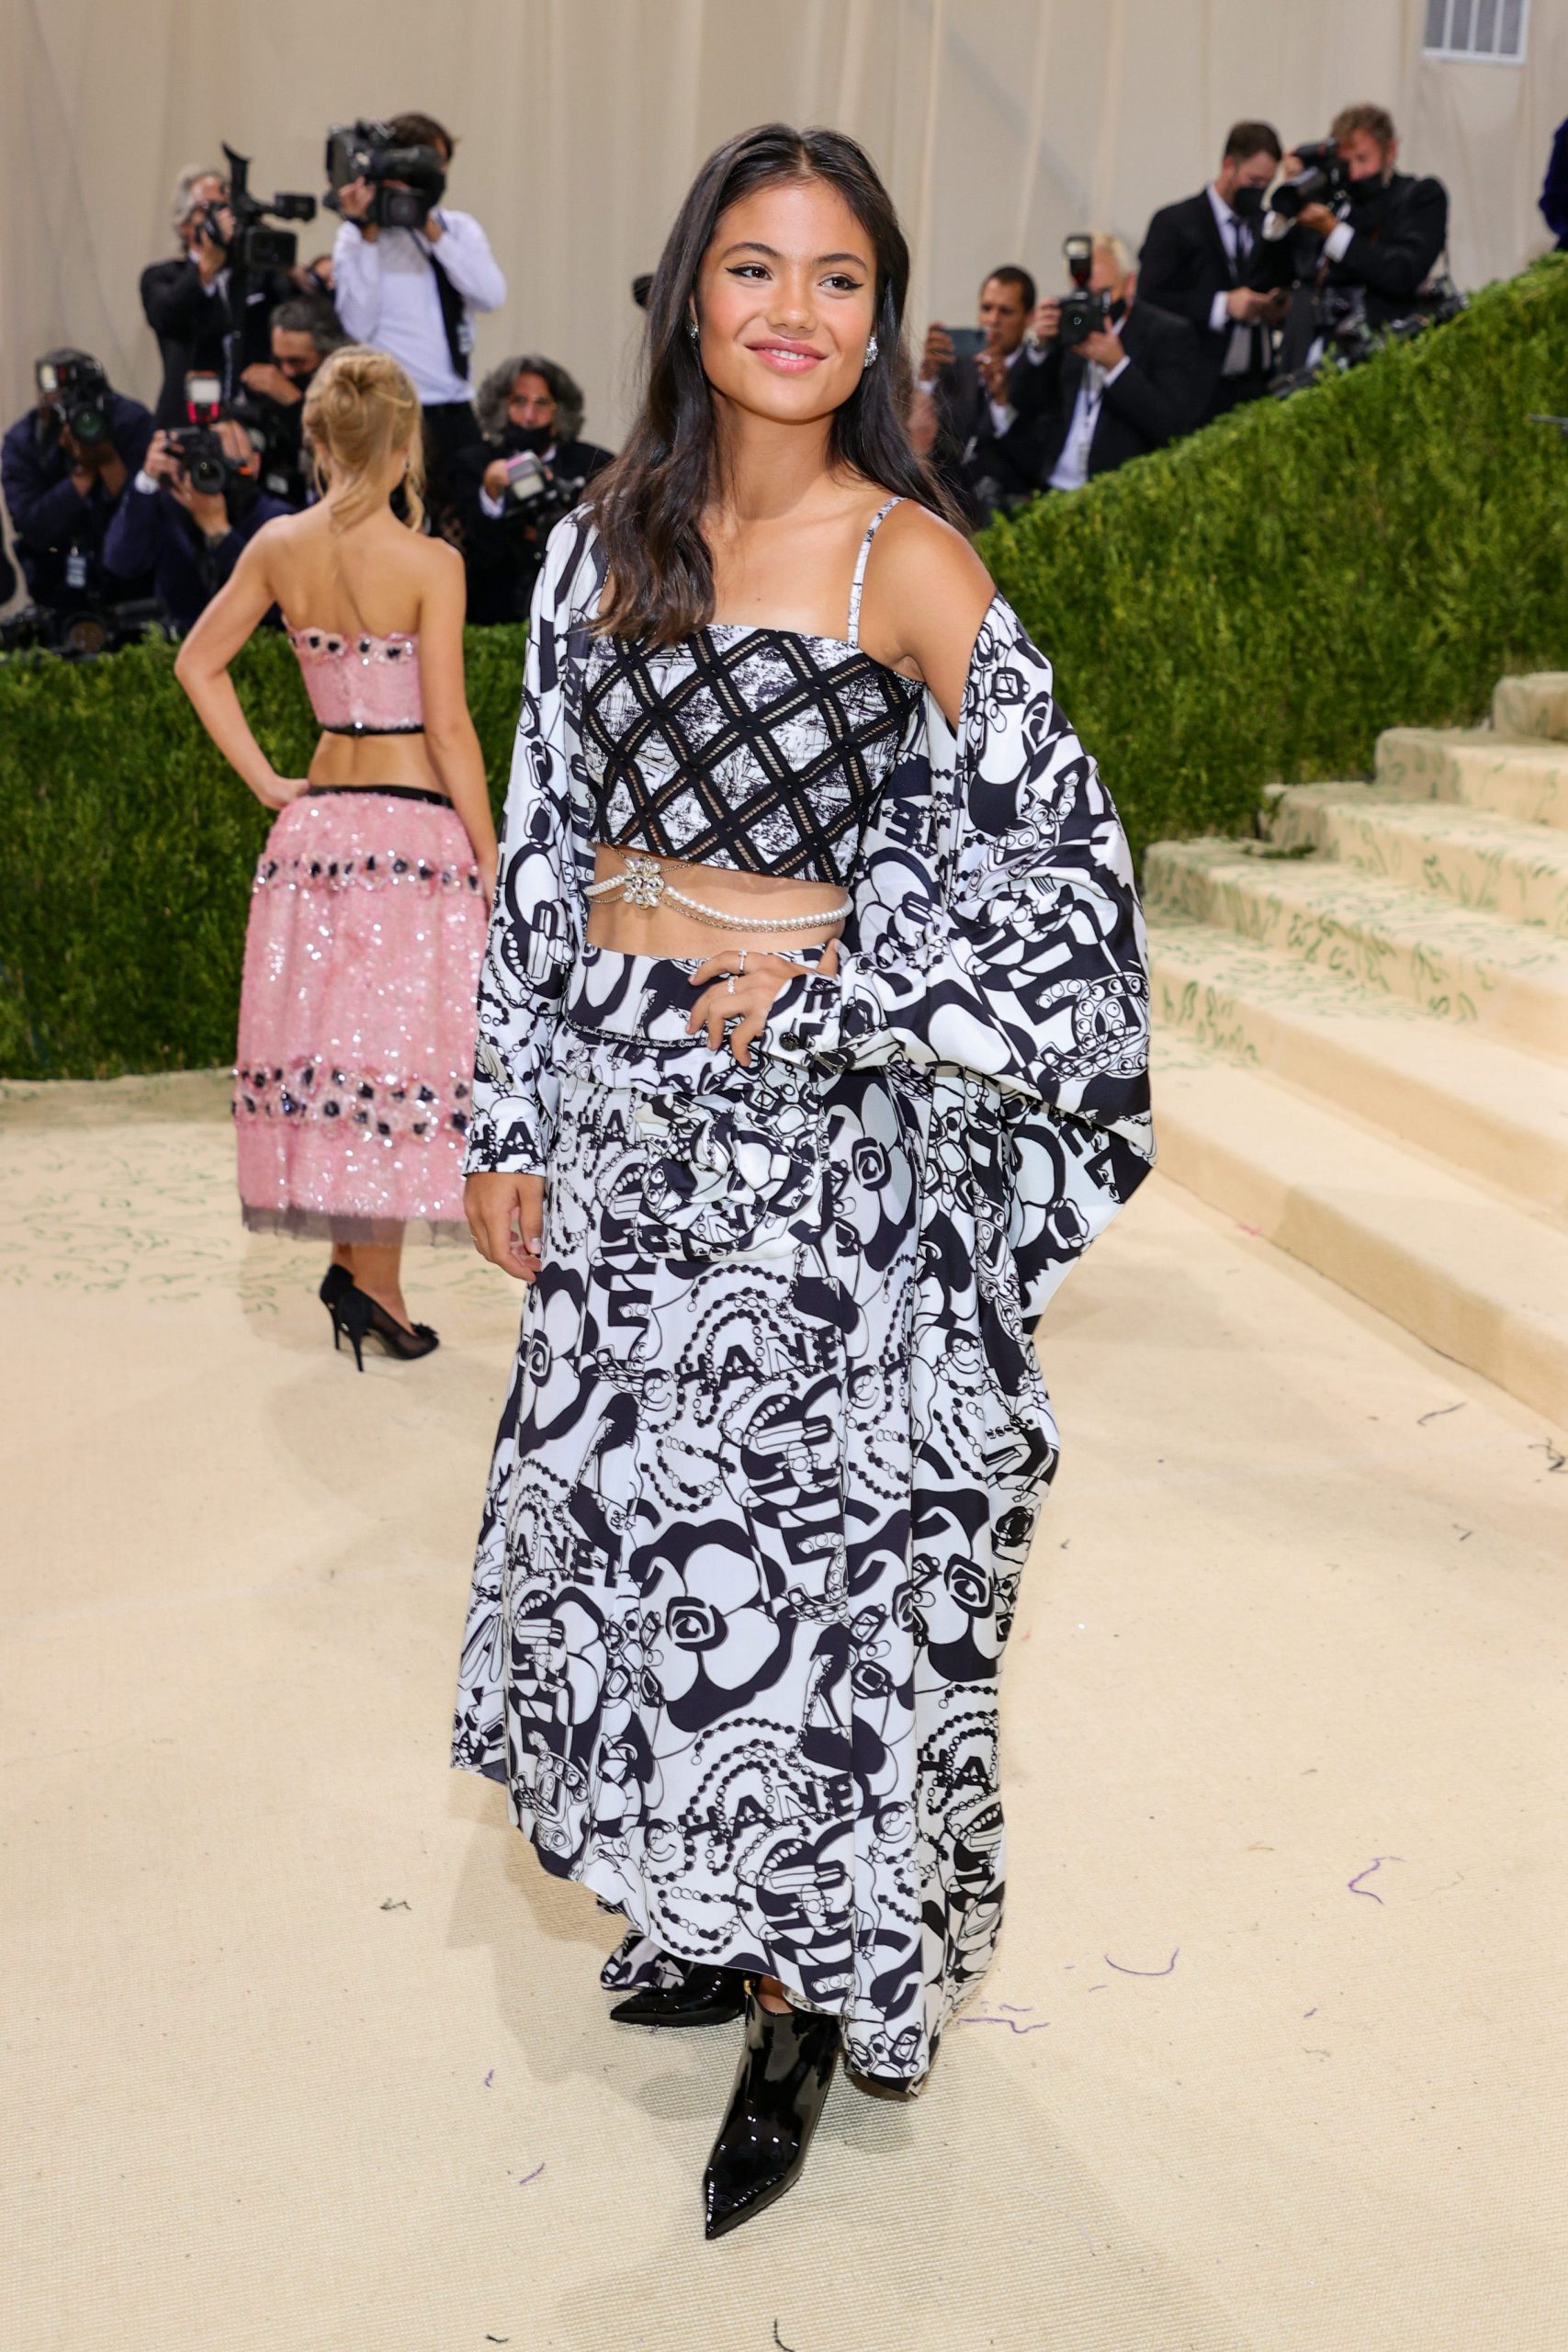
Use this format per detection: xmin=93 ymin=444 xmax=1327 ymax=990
xmin=580 ymin=621 xmax=922 ymax=886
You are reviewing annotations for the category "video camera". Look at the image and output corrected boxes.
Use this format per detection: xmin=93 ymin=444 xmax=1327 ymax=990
xmin=1270 ymin=139 xmax=1351 ymax=224
xmin=325 ymin=121 xmax=446 ymax=232
xmin=194 ymin=141 xmax=316 ymax=271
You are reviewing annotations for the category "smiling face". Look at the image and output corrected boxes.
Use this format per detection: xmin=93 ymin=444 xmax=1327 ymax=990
xmin=692 ymin=175 xmax=877 ymax=426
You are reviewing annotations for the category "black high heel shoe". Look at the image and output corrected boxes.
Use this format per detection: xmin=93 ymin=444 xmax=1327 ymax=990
xmin=702 ymin=1984 xmax=840 ymax=2239
xmin=609 ymin=1962 xmax=748 ymax=2029
xmin=330 ymin=1280 xmax=440 ymax=1372
xmin=320 ymin=1263 xmax=355 ymax=1353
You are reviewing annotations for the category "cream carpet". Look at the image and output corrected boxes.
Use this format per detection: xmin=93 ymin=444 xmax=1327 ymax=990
xmin=4 ymin=1070 xmax=1564 ymax=2352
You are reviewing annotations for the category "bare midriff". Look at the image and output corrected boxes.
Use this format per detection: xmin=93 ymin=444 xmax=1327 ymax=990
xmin=305 ymin=730 xmax=449 ymax=794
xmin=585 ymin=842 xmax=849 ymax=957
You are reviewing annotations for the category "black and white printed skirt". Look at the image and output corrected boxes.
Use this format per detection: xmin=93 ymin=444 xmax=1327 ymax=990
xmin=451 ymin=944 xmax=1043 ymax=2086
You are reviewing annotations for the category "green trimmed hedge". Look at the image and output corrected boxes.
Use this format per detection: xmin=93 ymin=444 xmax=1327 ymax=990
xmin=0 ymin=626 xmax=525 ymax=1080
xmin=4 ymin=258 xmax=1567 ymax=1079
xmin=975 ymin=254 xmax=1568 ymax=854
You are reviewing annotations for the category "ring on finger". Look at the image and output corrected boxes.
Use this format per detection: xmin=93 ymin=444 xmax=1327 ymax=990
xmin=738 ymin=950 xmax=747 ymax=975
xmin=726 ymin=974 xmax=737 ymax=995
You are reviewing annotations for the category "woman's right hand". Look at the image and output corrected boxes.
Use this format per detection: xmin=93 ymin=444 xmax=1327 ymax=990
xmin=254 ymin=774 xmax=309 ymax=810
xmin=466 ymin=1170 xmax=545 ymax=1282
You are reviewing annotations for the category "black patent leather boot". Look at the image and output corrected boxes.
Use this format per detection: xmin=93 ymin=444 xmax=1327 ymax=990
xmin=702 ymin=1985 xmax=840 ymax=2239
xmin=608 ymin=1962 xmax=748 ymax=2028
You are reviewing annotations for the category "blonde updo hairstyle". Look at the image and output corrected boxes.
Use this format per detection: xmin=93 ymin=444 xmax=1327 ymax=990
xmin=303 ymin=345 xmax=424 ymax=533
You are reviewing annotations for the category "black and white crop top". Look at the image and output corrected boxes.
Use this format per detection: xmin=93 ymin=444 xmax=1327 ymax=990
xmin=579 ymin=496 xmax=922 ymax=888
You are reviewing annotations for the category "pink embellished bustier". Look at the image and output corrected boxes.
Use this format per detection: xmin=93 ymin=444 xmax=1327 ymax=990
xmin=285 ymin=621 xmax=424 ymax=736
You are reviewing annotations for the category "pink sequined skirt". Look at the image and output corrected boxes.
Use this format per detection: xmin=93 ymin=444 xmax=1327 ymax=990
xmin=233 ymin=786 xmax=487 ymax=1245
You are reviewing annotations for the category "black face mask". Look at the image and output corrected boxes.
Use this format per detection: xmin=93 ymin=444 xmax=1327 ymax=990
xmin=1348 ymin=169 xmax=1391 ymax=214
xmin=503 ymin=422 xmax=553 ymax=455
xmin=1230 ymin=182 xmax=1267 ymax=220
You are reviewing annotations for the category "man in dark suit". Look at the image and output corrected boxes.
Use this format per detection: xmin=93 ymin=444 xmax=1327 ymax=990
xmin=141 ymin=164 xmax=293 ymax=428
xmin=1021 ymin=236 xmax=1202 ymax=492
xmin=103 ymin=417 xmax=290 ymax=634
xmin=451 ymin=353 xmax=614 ymax=623
xmin=1 ymin=351 xmax=154 ymax=614
xmin=911 ymin=266 xmax=1053 ymax=525
xmin=1253 ymin=104 xmax=1449 ymax=351
xmin=1138 ymin=121 xmax=1292 ymax=426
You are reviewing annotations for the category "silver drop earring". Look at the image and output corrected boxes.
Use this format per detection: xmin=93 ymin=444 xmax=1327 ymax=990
xmin=863 ymin=334 xmax=879 ymax=368
xmin=687 ymin=318 xmax=700 ymax=342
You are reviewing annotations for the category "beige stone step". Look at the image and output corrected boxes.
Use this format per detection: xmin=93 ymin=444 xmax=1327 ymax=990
xmin=1152 ymin=1049 xmax=1568 ymax=1425
xmin=1143 ymin=838 xmax=1568 ymax=1061
xmin=1262 ymin=782 xmax=1568 ymax=936
xmin=1376 ymin=728 xmax=1568 ymax=832
xmin=1150 ymin=914 xmax=1568 ymax=1222
xmin=1494 ymin=673 xmax=1568 ymax=742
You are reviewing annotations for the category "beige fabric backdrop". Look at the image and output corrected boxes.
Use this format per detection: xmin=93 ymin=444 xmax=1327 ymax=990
xmin=2 ymin=0 xmax=1561 ymax=462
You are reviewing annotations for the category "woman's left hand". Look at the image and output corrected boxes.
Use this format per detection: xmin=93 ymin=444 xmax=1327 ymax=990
xmin=687 ymin=940 xmax=839 ymax=1067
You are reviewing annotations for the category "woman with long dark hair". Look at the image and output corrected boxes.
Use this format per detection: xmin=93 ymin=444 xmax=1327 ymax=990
xmin=451 ymin=124 xmax=1152 ymax=2235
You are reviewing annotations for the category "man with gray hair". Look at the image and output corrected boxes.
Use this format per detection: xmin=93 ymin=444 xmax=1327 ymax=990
xmin=451 ymin=354 xmax=613 ymax=622
xmin=140 ymin=164 xmax=293 ymax=427
xmin=1024 ymin=231 xmax=1202 ymax=491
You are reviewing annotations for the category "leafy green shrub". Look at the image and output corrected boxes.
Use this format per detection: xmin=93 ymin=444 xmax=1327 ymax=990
xmin=5 ymin=260 xmax=1567 ymax=1079
xmin=976 ymin=255 xmax=1568 ymax=860
xmin=0 ymin=626 xmax=524 ymax=1080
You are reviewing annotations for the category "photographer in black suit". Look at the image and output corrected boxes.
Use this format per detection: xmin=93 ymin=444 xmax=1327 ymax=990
xmin=451 ymin=355 xmax=614 ymax=623
xmin=1253 ymin=104 xmax=1449 ymax=356
xmin=141 ymin=165 xmax=294 ymax=430
xmin=1 ymin=350 xmax=153 ymax=615
xmin=1024 ymin=236 xmax=1202 ymax=492
xmin=1139 ymin=122 xmax=1292 ymax=425
xmin=910 ymin=267 xmax=1051 ymax=525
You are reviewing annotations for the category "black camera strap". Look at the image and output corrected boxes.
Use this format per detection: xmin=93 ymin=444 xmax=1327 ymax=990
xmin=425 ymin=244 xmax=470 ymax=382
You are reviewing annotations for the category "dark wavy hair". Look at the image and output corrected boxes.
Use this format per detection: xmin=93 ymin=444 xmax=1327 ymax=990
xmin=589 ymin=121 xmax=954 ymax=647
xmin=475 ymin=353 xmax=585 ymax=446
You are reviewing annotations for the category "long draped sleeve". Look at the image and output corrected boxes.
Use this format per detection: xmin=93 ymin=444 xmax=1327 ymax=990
xmin=760 ymin=594 xmax=1154 ymax=1314
xmin=461 ymin=521 xmax=588 ymax=1176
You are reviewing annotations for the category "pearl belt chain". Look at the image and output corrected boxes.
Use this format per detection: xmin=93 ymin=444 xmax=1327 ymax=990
xmin=585 ymin=853 xmax=851 ymax=933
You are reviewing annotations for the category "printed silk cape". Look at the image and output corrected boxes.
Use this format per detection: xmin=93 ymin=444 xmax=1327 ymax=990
xmin=452 ymin=510 xmax=1154 ymax=2085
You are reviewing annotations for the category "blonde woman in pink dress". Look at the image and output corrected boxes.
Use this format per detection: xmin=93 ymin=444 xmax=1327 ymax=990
xmin=175 ymin=346 xmax=497 ymax=1364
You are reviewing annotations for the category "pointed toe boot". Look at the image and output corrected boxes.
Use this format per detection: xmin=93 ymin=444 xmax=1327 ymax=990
xmin=608 ymin=1963 xmax=749 ymax=2028
xmin=702 ymin=1987 xmax=840 ymax=2239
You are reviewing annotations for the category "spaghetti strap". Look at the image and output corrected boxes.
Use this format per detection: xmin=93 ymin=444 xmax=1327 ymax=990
xmin=846 ymin=496 xmax=902 ymax=647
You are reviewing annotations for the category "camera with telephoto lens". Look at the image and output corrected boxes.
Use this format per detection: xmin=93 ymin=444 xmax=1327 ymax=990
xmin=496 ymin=449 xmax=576 ymax=529
xmin=37 ymin=355 xmax=111 ymax=447
xmin=1055 ymin=234 xmax=1111 ymax=347
xmin=164 ymin=372 xmax=244 ymax=495
xmin=325 ymin=121 xmax=446 ymax=232
xmin=193 ymin=142 xmax=316 ymax=270
xmin=1270 ymin=138 xmax=1351 ymax=224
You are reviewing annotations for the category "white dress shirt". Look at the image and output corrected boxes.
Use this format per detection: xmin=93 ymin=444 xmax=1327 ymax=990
xmin=1046 ymin=345 xmax=1129 ymax=493
xmin=331 ymin=209 xmax=506 ymax=406
xmin=1205 ymin=184 xmax=1260 ymax=376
